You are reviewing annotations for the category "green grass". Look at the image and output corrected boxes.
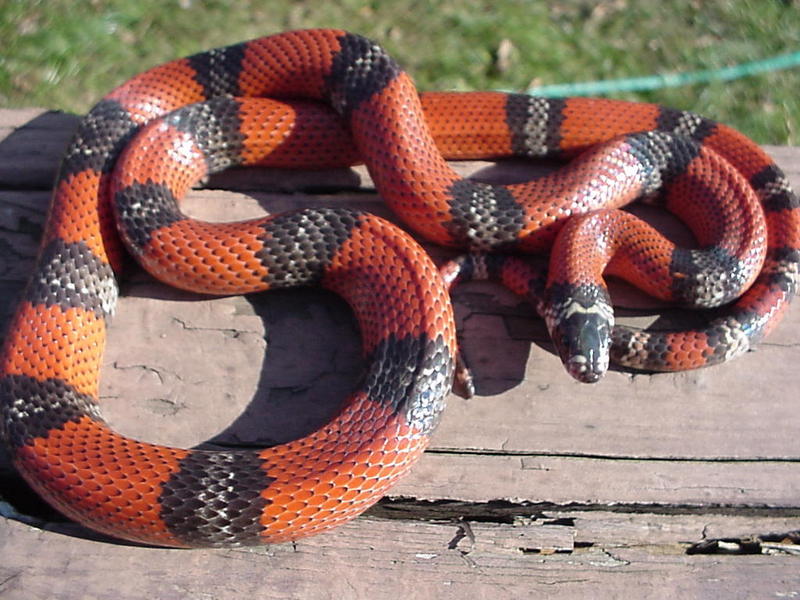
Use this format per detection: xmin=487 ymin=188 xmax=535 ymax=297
xmin=1 ymin=0 xmax=798 ymax=144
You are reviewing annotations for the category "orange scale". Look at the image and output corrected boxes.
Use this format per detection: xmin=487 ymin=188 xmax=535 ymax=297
xmin=102 ymin=486 xmax=125 ymax=499
xmin=280 ymin=481 xmax=308 ymax=497
xmin=106 ymin=457 xmax=132 ymax=472
xmin=356 ymin=477 xmax=382 ymax=492
xmin=186 ymin=244 xmax=213 ymax=262
xmin=664 ymin=342 xmax=702 ymax=370
xmin=217 ymin=252 xmax=241 ymax=269
xmin=132 ymin=480 xmax=158 ymax=495
xmin=288 ymin=514 xmax=316 ymax=530
xmin=45 ymin=172 xmax=117 ymax=262
xmin=292 ymin=438 xmax=328 ymax=464
xmin=682 ymin=337 xmax=706 ymax=353
xmin=319 ymin=488 xmax=346 ymax=510
xmin=91 ymin=472 xmax=116 ymax=488
xmin=285 ymin=499 xmax=309 ymax=514
xmin=315 ymin=450 xmax=344 ymax=469
xmin=272 ymin=492 xmax=301 ymax=508
xmin=559 ymin=99 xmax=656 ymax=149
xmin=260 ymin=468 xmax=291 ymax=485
xmin=297 ymin=504 xmax=325 ymax=518
xmin=100 ymin=460 xmax=125 ymax=474
xmin=261 ymin=502 xmax=291 ymax=519
xmin=108 ymin=59 xmax=205 ymax=123
xmin=238 ymin=30 xmax=340 ymax=98
xmin=340 ymin=485 xmax=365 ymax=503
xmin=703 ymin=126 xmax=773 ymax=180
xmin=375 ymin=462 xmax=403 ymax=478
xmin=272 ymin=511 xmax=301 ymax=528
xmin=0 ymin=304 xmax=106 ymax=397
xmin=330 ymin=470 xmax=356 ymax=487
xmin=302 ymin=493 xmax=331 ymax=508
xmin=738 ymin=285 xmax=778 ymax=315
xmin=118 ymin=479 xmax=142 ymax=494
xmin=378 ymin=436 xmax=401 ymax=454
xmin=279 ymin=469 xmax=315 ymax=487
xmin=60 ymin=472 xmax=83 ymax=488
xmin=116 ymin=132 xmax=204 ymax=193
xmin=100 ymin=481 xmax=127 ymax=497
xmin=364 ymin=447 xmax=388 ymax=464
xmin=81 ymin=478 xmax=103 ymax=497
xmin=258 ymin=513 xmax=280 ymax=528
xmin=312 ymin=508 xmax=339 ymax=525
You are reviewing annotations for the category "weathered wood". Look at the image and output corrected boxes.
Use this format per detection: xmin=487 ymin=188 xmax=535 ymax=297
xmin=1 ymin=109 xmax=798 ymax=598
xmin=2 ymin=512 xmax=799 ymax=599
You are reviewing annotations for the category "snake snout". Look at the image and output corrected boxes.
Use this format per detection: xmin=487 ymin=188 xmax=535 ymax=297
xmin=566 ymin=351 xmax=606 ymax=384
xmin=551 ymin=308 xmax=613 ymax=384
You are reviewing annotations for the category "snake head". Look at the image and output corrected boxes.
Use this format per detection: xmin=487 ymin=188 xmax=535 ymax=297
xmin=544 ymin=283 xmax=614 ymax=383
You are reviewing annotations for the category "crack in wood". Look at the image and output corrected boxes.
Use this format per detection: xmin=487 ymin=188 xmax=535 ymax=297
xmin=3 ymin=483 xmax=799 ymax=560
xmin=171 ymin=316 xmax=262 ymax=339
xmin=427 ymin=447 xmax=800 ymax=462
xmin=0 ymin=570 xmax=22 ymax=591
xmin=446 ymin=520 xmax=475 ymax=552
xmin=368 ymin=496 xmax=800 ymax=521
xmin=688 ymin=530 xmax=800 ymax=555
xmin=112 ymin=361 xmax=182 ymax=385
xmin=144 ymin=397 xmax=188 ymax=416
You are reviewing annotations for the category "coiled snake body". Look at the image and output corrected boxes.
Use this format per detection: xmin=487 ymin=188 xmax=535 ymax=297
xmin=1 ymin=29 xmax=798 ymax=547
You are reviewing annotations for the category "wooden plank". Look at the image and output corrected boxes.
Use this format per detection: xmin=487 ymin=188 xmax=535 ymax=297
xmin=0 ymin=109 xmax=544 ymax=192
xmin=98 ymin=191 xmax=800 ymax=459
xmin=0 ymin=110 xmax=77 ymax=189
xmin=1 ymin=108 xmax=799 ymax=598
xmin=2 ymin=511 xmax=798 ymax=600
xmin=0 ymin=140 xmax=797 ymax=503
xmin=392 ymin=452 xmax=800 ymax=506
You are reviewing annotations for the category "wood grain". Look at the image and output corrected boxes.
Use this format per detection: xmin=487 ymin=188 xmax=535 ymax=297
xmin=0 ymin=109 xmax=798 ymax=599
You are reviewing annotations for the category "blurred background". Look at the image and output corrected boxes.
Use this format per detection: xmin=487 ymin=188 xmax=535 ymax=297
xmin=1 ymin=0 xmax=798 ymax=144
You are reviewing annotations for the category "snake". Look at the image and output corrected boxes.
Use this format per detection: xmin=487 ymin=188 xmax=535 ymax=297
xmin=1 ymin=29 xmax=798 ymax=547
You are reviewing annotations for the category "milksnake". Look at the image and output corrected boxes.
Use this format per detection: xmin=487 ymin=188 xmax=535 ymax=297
xmin=1 ymin=29 xmax=797 ymax=547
